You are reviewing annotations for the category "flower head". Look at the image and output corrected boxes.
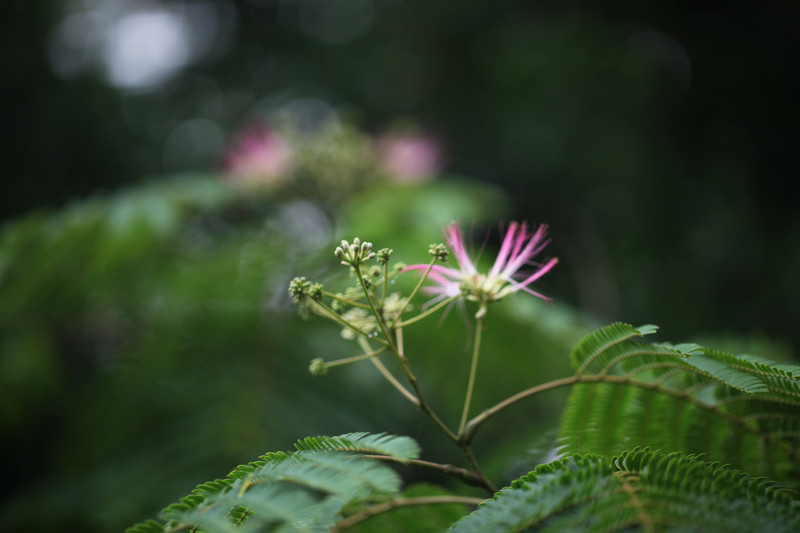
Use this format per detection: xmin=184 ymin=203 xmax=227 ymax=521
xmin=376 ymin=132 xmax=442 ymax=183
xmin=404 ymin=221 xmax=558 ymax=306
xmin=223 ymin=123 xmax=293 ymax=187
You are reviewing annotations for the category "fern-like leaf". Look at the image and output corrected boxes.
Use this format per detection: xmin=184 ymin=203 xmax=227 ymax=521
xmin=294 ymin=432 xmax=420 ymax=461
xmin=560 ymin=323 xmax=800 ymax=487
xmin=126 ymin=433 xmax=416 ymax=533
xmin=451 ymin=448 xmax=800 ymax=533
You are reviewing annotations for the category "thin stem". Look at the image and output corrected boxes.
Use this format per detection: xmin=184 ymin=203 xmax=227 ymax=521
xmin=362 ymin=455 xmax=493 ymax=490
xmin=332 ymin=496 xmax=483 ymax=532
xmin=325 ymin=346 xmax=388 ymax=368
xmin=391 ymin=256 xmax=437 ymax=328
xmin=355 ymin=266 xmax=458 ymax=442
xmin=458 ymin=313 xmax=484 ymax=435
xmin=457 ymin=442 xmax=498 ymax=493
xmin=355 ymin=267 xmax=398 ymax=354
xmin=311 ymin=300 xmax=387 ymax=345
xmin=395 ymin=296 xmax=458 ymax=327
xmin=357 ymin=336 xmax=418 ymax=405
xmin=463 ymin=375 xmax=580 ymax=442
xmin=369 ymin=358 xmax=418 ymax=404
xmin=461 ymin=374 xmax=800 ymax=461
xmin=396 ymin=326 xmax=405 ymax=356
xmin=322 ymin=290 xmax=371 ymax=310
xmin=381 ymin=261 xmax=388 ymax=304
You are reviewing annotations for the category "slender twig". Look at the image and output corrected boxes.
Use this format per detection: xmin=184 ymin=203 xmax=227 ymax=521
xmin=461 ymin=374 xmax=800 ymax=460
xmin=397 ymin=349 xmax=460 ymax=443
xmin=354 ymin=269 xmax=458 ymax=442
xmin=456 ymin=442 xmax=498 ymax=493
xmin=391 ymin=256 xmax=437 ymax=328
xmin=322 ymin=290 xmax=371 ymax=310
xmin=458 ymin=313 xmax=484 ymax=435
xmin=462 ymin=375 xmax=580 ymax=443
xmin=381 ymin=260 xmax=389 ymax=304
xmin=325 ymin=346 xmax=388 ymax=368
xmin=310 ymin=300 xmax=387 ymax=345
xmin=396 ymin=326 xmax=405 ymax=357
xmin=355 ymin=267 xmax=399 ymax=354
xmin=368 ymin=357 xmax=418 ymax=404
xmin=395 ymin=296 xmax=458 ymax=327
xmin=363 ymin=455 xmax=493 ymax=490
xmin=356 ymin=336 xmax=418 ymax=404
xmin=331 ymin=496 xmax=483 ymax=532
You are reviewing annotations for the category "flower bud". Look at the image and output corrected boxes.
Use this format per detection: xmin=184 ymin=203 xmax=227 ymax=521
xmin=428 ymin=243 xmax=449 ymax=262
xmin=377 ymin=248 xmax=393 ymax=264
xmin=309 ymin=358 xmax=328 ymax=376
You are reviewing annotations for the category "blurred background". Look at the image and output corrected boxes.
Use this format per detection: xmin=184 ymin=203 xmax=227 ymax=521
xmin=2 ymin=1 xmax=799 ymax=531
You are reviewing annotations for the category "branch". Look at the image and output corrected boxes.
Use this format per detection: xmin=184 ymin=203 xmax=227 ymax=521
xmin=363 ymin=455 xmax=494 ymax=491
xmin=331 ymin=495 xmax=483 ymax=532
xmin=461 ymin=374 xmax=799 ymax=461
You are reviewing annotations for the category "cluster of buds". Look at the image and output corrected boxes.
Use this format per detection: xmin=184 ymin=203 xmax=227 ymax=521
xmin=428 ymin=243 xmax=449 ymax=262
xmin=309 ymin=357 xmax=328 ymax=377
xmin=288 ymin=276 xmax=323 ymax=304
xmin=288 ymin=276 xmax=324 ymax=318
xmin=335 ymin=238 xmax=376 ymax=267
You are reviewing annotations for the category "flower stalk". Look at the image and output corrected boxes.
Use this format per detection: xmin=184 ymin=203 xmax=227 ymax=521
xmin=289 ymin=221 xmax=559 ymax=497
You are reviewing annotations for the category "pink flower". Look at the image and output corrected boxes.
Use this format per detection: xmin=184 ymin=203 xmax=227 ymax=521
xmin=376 ymin=133 xmax=442 ymax=182
xmin=223 ymin=123 xmax=293 ymax=187
xmin=404 ymin=221 xmax=558 ymax=305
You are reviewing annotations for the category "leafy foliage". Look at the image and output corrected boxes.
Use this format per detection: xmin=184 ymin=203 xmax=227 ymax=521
xmin=452 ymin=448 xmax=800 ymax=533
xmin=125 ymin=433 xmax=421 ymax=533
xmin=3 ymin=176 xmax=542 ymax=532
xmin=293 ymin=433 xmax=420 ymax=461
xmin=560 ymin=323 xmax=800 ymax=487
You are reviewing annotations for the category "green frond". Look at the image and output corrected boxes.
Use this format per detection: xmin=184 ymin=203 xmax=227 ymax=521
xmin=124 ymin=519 xmax=166 ymax=533
xmin=560 ymin=324 xmax=800 ymax=487
xmin=239 ymin=452 xmax=403 ymax=497
xmin=451 ymin=455 xmax=615 ymax=532
xmin=451 ymin=448 xmax=800 ymax=533
xmin=294 ymin=433 xmax=420 ymax=461
xmin=570 ymin=323 xmax=661 ymax=374
xmin=128 ymin=433 xmax=415 ymax=533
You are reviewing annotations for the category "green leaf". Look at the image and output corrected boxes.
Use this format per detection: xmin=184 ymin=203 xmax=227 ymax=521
xmin=560 ymin=324 xmax=800 ymax=487
xmin=294 ymin=432 xmax=421 ymax=461
xmin=452 ymin=448 xmax=800 ymax=533
xmin=131 ymin=433 xmax=416 ymax=533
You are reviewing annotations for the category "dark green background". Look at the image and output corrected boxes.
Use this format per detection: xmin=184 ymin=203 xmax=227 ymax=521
xmin=6 ymin=1 xmax=798 ymax=347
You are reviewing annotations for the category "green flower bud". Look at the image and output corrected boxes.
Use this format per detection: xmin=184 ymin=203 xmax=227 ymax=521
xmin=428 ymin=243 xmax=449 ymax=262
xmin=309 ymin=358 xmax=328 ymax=376
xmin=288 ymin=277 xmax=311 ymax=304
xmin=377 ymin=248 xmax=393 ymax=264
xmin=308 ymin=282 xmax=324 ymax=302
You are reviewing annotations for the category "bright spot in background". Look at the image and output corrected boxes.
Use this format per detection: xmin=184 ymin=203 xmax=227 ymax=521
xmin=48 ymin=0 xmax=236 ymax=92
xmin=104 ymin=10 xmax=192 ymax=90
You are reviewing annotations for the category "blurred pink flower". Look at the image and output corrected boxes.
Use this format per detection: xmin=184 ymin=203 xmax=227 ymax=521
xmin=377 ymin=133 xmax=442 ymax=182
xmin=223 ymin=124 xmax=292 ymax=187
xmin=404 ymin=221 xmax=558 ymax=305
